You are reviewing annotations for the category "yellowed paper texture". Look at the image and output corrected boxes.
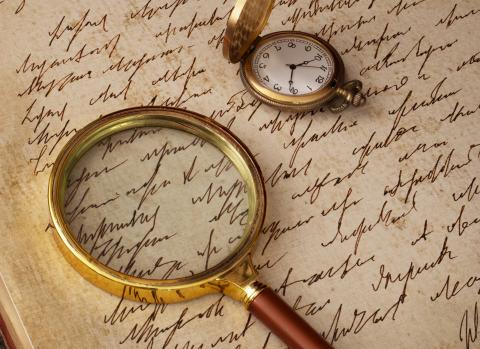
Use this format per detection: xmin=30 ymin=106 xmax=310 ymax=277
xmin=0 ymin=0 xmax=479 ymax=348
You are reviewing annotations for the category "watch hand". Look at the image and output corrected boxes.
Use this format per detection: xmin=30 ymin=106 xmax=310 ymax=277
xmin=296 ymin=58 xmax=316 ymax=67
xmin=288 ymin=65 xmax=295 ymax=85
xmin=295 ymin=65 xmax=326 ymax=69
xmin=285 ymin=58 xmax=319 ymax=68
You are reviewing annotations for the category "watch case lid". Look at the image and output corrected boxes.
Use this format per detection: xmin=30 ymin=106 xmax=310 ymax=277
xmin=222 ymin=0 xmax=274 ymax=63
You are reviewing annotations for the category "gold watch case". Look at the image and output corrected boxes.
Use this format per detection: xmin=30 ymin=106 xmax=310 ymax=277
xmin=223 ymin=0 xmax=365 ymax=112
xmin=240 ymin=31 xmax=345 ymax=111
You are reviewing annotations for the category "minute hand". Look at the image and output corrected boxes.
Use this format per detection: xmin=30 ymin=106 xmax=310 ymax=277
xmin=295 ymin=65 xmax=326 ymax=69
xmin=295 ymin=58 xmax=317 ymax=67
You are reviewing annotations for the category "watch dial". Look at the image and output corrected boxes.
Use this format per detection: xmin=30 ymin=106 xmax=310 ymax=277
xmin=251 ymin=36 xmax=335 ymax=96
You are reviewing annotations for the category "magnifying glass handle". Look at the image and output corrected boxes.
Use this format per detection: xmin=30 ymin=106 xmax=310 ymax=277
xmin=248 ymin=287 xmax=333 ymax=349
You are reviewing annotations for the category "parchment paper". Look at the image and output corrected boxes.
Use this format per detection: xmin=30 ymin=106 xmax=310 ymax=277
xmin=0 ymin=0 xmax=479 ymax=348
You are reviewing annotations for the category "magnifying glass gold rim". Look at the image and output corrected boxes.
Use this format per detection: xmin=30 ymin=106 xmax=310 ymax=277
xmin=48 ymin=106 xmax=266 ymax=304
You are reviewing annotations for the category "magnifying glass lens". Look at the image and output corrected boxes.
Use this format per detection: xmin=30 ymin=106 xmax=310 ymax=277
xmin=64 ymin=127 xmax=248 ymax=280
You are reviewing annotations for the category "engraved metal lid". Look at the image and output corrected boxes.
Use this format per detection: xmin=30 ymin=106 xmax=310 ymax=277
xmin=223 ymin=0 xmax=274 ymax=63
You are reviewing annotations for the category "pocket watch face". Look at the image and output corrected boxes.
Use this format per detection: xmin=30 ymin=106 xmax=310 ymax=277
xmin=251 ymin=35 xmax=335 ymax=96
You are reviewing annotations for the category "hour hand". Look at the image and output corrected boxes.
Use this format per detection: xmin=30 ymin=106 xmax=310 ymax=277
xmin=288 ymin=67 xmax=294 ymax=85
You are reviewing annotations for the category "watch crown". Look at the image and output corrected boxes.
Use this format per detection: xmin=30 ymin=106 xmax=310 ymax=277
xmin=328 ymin=80 xmax=366 ymax=113
xmin=352 ymin=91 xmax=366 ymax=107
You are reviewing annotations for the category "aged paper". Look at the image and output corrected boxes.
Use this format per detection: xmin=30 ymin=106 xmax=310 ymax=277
xmin=0 ymin=0 xmax=479 ymax=348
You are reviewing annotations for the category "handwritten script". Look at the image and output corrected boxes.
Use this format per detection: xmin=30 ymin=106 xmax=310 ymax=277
xmin=0 ymin=0 xmax=479 ymax=348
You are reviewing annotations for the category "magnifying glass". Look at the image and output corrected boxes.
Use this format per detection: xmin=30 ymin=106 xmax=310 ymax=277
xmin=48 ymin=107 xmax=333 ymax=349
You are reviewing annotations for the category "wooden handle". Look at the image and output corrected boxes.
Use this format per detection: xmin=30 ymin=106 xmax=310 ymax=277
xmin=248 ymin=287 xmax=333 ymax=349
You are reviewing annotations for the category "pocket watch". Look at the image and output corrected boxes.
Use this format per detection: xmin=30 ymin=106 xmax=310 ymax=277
xmin=223 ymin=0 xmax=366 ymax=112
